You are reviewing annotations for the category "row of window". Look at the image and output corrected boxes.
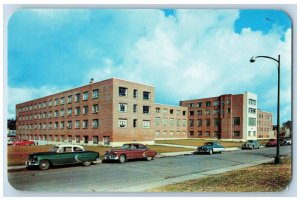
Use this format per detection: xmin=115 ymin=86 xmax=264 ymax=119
xmin=119 ymin=103 xmax=150 ymax=114
xmin=18 ymin=105 xmax=99 ymax=121
xmin=19 ymin=135 xmax=100 ymax=144
xmin=155 ymin=107 xmax=186 ymax=116
xmin=258 ymin=127 xmax=272 ymax=132
xmin=119 ymin=87 xmax=151 ymax=100
xmin=18 ymin=119 xmax=99 ymax=130
xmin=189 ymin=108 xmax=231 ymax=116
xmin=188 ymin=131 xmax=241 ymax=137
xmin=155 ymin=131 xmax=186 ymax=136
xmin=155 ymin=117 xmax=186 ymax=127
xmin=118 ymin=119 xmax=150 ymax=128
xmin=17 ymin=89 xmax=100 ymax=113
xmin=188 ymin=117 xmax=240 ymax=127
xmin=258 ymin=113 xmax=272 ymax=120
xmin=188 ymin=99 xmax=231 ymax=108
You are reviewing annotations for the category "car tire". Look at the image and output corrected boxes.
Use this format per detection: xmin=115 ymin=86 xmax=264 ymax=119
xmin=119 ymin=154 xmax=126 ymax=164
xmin=83 ymin=161 xmax=92 ymax=167
xmin=39 ymin=160 xmax=50 ymax=170
xmin=209 ymin=149 xmax=213 ymax=155
xmin=251 ymin=146 xmax=254 ymax=149
xmin=220 ymin=150 xmax=224 ymax=154
xmin=146 ymin=156 xmax=153 ymax=161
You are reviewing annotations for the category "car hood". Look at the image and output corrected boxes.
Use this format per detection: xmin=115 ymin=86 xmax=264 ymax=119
xmin=107 ymin=148 xmax=125 ymax=153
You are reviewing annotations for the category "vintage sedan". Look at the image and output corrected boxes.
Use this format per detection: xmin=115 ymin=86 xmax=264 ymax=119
xmin=104 ymin=143 xmax=157 ymax=163
xmin=196 ymin=142 xmax=225 ymax=155
xmin=242 ymin=140 xmax=260 ymax=149
xmin=265 ymin=139 xmax=277 ymax=147
xmin=12 ymin=140 xmax=35 ymax=146
xmin=26 ymin=144 xmax=101 ymax=170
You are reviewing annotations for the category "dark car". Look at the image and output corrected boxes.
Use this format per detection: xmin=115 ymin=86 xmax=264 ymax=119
xmin=26 ymin=145 xmax=101 ymax=170
xmin=12 ymin=140 xmax=35 ymax=146
xmin=104 ymin=143 xmax=157 ymax=163
xmin=196 ymin=142 xmax=225 ymax=155
xmin=242 ymin=140 xmax=260 ymax=149
xmin=265 ymin=139 xmax=277 ymax=147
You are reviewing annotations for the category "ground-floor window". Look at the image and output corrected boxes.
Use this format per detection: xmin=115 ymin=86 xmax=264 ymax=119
xmin=93 ymin=136 xmax=99 ymax=144
xmin=60 ymin=135 xmax=65 ymax=142
xmin=103 ymin=136 xmax=110 ymax=145
xmin=233 ymin=131 xmax=240 ymax=137
xmin=83 ymin=136 xmax=88 ymax=144
xmin=198 ymin=131 xmax=202 ymax=136
xmin=68 ymin=135 xmax=72 ymax=143
xmin=75 ymin=136 xmax=80 ymax=143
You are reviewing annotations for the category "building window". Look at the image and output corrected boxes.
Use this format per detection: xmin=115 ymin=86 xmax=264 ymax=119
xmin=213 ymin=109 xmax=220 ymax=115
xmin=143 ymin=91 xmax=150 ymax=100
xmin=76 ymin=136 xmax=80 ymax=143
xmin=162 ymin=109 xmax=167 ymax=115
xmin=54 ymin=110 xmax=58 ymax=117
xmin=43 ymin=112 xmax=47 ymax=119
xmin=68 ymin=108 xmax=72 ymax=116
xmin=83 ymin=136 xmax=88 ymax=144
xmin=75 ymin=120 xmax=80 ymax=128
xmin=67 ymin=135 xmax=71 ymax=143
xmin=67 ymin=95 xmax=72 ymax=103
xmin=83 ymin=106 xmax=88 ymax=114
xmin=54 ymin=99 xmax=59 ymax=106
xmin=60 ymin=121 xmax=65 ymax=129
xmin=133 ymin=119 xmax=137 ymax=128
xmin=227 ymin=108 xmax=231 ymax=113
xmin=48 ymin=111 xmax=52 ymax=118
xmin=49 ymin=100 xmax=52 ymax=107
xmin=92 ymin=89 xmax=99 ymax=99
xmin=61 ymin=97 xmax=65 ymax=105
xmin=189 ymin=111 xmax=194 ymax=116
xmin=214 ymin=131 xmax=219 ymax=137
xmin=206 ymin=101 xmax=211 ymax=107
xmin=143 ymin=106 xmax=150 ymax=114
xmin=170 ymin=109 xmax=174 ymax=115
xmin=182 ymin=119 xmax=186 ymax=127
xmin=197 ymin=102 xmax=202 ymax=107
xmin=233 ymin=117 xmax=240 ymax=126
xmin=197 ymin=119 xmax=202 ymax=126
xmin=233 ymin=131 xmax=240 ymax=137
xmin=249 ymin=118 xmax=256 ymax=126
xmin=43 ymin=123 xmax=47 ymax=130
xmin=206 ymin=119 xmax=211 ymax=126
xmin=214 ymin=118 xmax=220 ymax=126
xmin=213 ymin=101 xmax=219 ymax=106
xmin=170 ymin=118 xmax=174 ymax=126
xmin=249 ymin=99 xmax=256 ymax=106
xmin=143 ymin=120 xmax=150 ymax=128
xmin=119 ymin=119 xmax=127 ymax=128
xmin=156 ymin=107 xmax=160 ymax=113
xmin=205 ymin=110 xmax=210 ymax=115
xmin=163 ymin=118 xmax=168 ymax=126
xmin=48 ymin=123 xmax=52 ymax=130
xmin=92 ymin=104 xmax=99 ymax=113
xmin=75 ymin=107 xmax=80 ymax=115
xmin=155 ymin=117 xmax=160 ymax=126
xmin=189 ymin=103 xmax=195 ymax=108
xmin=198 ymin=131 xmax=202 ymax=136
xmin=60 ymin=109 xmax=65 ymax=117
xmin=92 ymin=119 xmax=99 ymax=128
xmin=119 ymin=103 xmax=128 ymax=112
xmin=189 ymin=119 xmax=194 ymax=127
xmin=83 ymin=91 xmax=89 ymax=100
xmin=189 ymin=131 xmax=194 ymax=136
xmin=119 ymin=87 xmax=128 ymax=97
xmin=43 ymin=101 xmax=47 ymax=108
xmin=249 ymin=108 xmax=256 ymax=114
xmin=133 ymin=104 xmax=137 ymax=113
xmin=67 ymin=121 xmax=72 ymax=129
xmin=133 ymin=89 xmax=138 ymax=98
xmin=54 ymin=122 xmax=59 ymax=129
xmin=75 ymin=93 xmax=80 ymax=102
xmin=197 ymin=110 xmax=202 ymax=115
xmin=93 ymin=136 xmax=99 ymax=144
xmin=205 ymin=131 xmax=210 ymax=136
xmin=83 ymin=120 xmax=88 ymax=128
xmin=183 ymin=111 xmax=186 ymax=116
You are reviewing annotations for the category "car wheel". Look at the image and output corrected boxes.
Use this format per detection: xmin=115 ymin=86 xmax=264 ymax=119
xmin=119 ymin=154 xmax=126 ymax=164
xmin=251 ymin=146 xmax=254 ymax=149
xmin=83 ymin=161 xmax=92 ymax=167
xmin=146 ymin=156 xmax=153 ymax=161
xmin=39 ymin=160 xmax=50 ymax=170
xmin=209 ymin=149 xmax=213 ymax=155
xmin=220 ymin=150 xmax=224 ymax=154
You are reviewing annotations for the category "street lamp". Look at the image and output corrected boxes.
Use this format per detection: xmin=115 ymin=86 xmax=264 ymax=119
xmin=250 ymin=55 xmax=281 ymax=164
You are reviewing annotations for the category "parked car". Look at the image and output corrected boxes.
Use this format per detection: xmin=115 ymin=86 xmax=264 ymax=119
xmin=26 ymin=144 xmax=101 ymax=170
xmin=242 ymin=140 xmax=260 ymax=149
xmin=104 ymin=143 xmax=157 ymax=163
xmin=12 ymin=140 xmax=35 ymax=146
xmin=196 ymin=142 xmax=225 ymax=155
xmin=265 ymin=139 xmax=277 ymax=147
xmin=280 ymin=138 xmax=292 ymax=146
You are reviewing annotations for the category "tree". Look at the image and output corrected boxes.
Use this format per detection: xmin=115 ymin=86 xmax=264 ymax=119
xmin=282 ymin=120 xmax=292 ymax=130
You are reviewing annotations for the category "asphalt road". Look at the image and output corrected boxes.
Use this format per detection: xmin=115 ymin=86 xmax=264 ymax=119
xmin=6 ymin=146 xmax=291 ymax=193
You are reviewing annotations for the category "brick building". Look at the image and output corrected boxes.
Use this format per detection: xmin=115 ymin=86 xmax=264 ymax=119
xmin=16 ymin=78 xmax=187 ymax=146
xmin=257 ymin=109 xmax=274 ymax=139
xmin=180 ymin=92 xmax=259 ymax=142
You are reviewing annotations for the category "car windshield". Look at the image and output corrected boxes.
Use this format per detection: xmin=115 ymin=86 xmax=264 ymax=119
xmin=121 ymin=144 xmax=130 ymax=150
xmin=204 ymin=142 xmax=213 ymax=146
xmin=50 ymin=146 xmax=59 ymax=152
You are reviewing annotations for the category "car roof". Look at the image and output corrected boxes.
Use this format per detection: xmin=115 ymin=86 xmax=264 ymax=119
xmin=54 ymin=144 xmax=85 ymax=149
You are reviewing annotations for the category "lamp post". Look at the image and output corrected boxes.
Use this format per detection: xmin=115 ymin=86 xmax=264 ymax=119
xmin=250 ymin=55 xmax=281 ymax=164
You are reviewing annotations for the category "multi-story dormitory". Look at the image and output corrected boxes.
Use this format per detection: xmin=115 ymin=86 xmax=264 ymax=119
xmin=16 ymin=78 xmax=273 ymax=146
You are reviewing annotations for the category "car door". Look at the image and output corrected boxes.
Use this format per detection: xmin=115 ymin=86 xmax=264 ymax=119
xmin=57 ymin=146 xmax=76 ymax=165
xmin=127 ymin=144 xmax=141 ymax=159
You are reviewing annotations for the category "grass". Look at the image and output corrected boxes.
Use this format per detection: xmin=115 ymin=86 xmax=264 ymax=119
xmin=7 ymin=145 xmax=194 ymax=166
xmin=155 ymin=139 xmax=272 ymax=148
xmin=148 ymin=157 xmax=292 ymax=192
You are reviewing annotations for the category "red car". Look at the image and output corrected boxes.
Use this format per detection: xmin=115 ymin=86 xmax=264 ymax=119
xmin=265 ymin=139 xmax=277 ymax=147
xmin=104 ymin=143 xmax=157 ymax=163
xmin=12 ymin=140 xmax=35 ymax=146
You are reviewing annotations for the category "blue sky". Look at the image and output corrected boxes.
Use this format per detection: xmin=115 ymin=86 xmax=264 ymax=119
xmin=7 ymin=9 xmax=292 ymax=124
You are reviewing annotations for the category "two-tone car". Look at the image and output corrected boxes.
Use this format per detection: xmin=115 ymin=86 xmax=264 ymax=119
xmin=196 ymin=142 xmax=225 ymax=155
xmin=242 ymin=140 xmax=260 ymax=149
xmin=104 ymin=143 xmax=157 ymax=163
xmin=26 ymin=144 xmax=101 ymax=170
